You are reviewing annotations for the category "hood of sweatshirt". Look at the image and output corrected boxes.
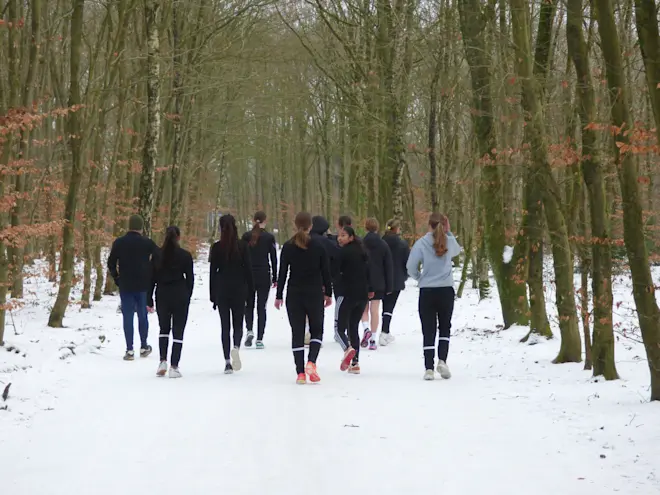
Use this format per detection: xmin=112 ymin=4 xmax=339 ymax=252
xmin=311 ymin=216 xmax=330 ymax=235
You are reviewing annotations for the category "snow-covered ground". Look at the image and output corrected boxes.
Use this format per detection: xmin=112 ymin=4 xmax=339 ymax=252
xmin=1 ymin=252 xmax=659 ymax=494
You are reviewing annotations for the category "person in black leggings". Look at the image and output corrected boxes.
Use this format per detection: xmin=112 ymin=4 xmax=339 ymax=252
xmin=210 ymin=214 xmax=254 ymax=374
xmin=275 ymin=211 xmax=332 ymax=384
xmin=148 ymin=226 xmax=194 ymax=378
xmin=335 ymin=226 xmax=371 ymax=374
xmin=380 ymin=219 xmax=410 ymax=346
xmin=242 ymin=211 xmax=277 ymax=349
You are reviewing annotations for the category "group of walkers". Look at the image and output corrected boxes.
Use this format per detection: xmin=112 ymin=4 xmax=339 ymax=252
xmin=107 ymin=209 xmax=461 ymax=383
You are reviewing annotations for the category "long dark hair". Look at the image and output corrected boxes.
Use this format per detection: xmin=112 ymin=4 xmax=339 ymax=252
xmin=293 ymin=212 xmax=312 ymax=249
xmin=219 ymin=214 xmax=239 ymax=259
xmin=161 ymin=225 xmax=180 ymax=265
xmin=250 ymin=211 xmax=267 ymax=247
xmin=342 ymin=226 xmax=365 ymax=253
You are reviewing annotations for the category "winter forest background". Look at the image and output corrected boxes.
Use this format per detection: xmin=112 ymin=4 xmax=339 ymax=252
xmin=1 ymin=0 xmax=660 ymax=401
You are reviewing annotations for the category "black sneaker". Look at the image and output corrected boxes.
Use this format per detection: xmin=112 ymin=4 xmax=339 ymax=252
xmin=224 ymin=363 xmax=234 ymax=374
xmin=140 ymin=345 xmax=152 ymax=358
xmin=245 ymin=331 xmax=254 ymax=347
xmin=123 ymin=350 xmax=135 ymax=361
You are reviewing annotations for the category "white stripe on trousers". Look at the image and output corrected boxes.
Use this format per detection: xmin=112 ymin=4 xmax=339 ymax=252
xmin=333 ymin=296 xmax=347 ymax=350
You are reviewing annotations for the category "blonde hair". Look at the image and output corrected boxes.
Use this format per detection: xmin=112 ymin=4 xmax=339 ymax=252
xmin=429 ymin=212 xmax=448 ymax=256
xmin=385 ymin=218 xmax=400 ymax=235
xmin=293 ymin=211 xmax=312 ymax=249
xmin=365 ymin=217 xmax=379 ymax=233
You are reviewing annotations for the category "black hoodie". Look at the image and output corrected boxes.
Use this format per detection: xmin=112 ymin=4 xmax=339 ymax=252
xmin=382 ymin=232 xmax=410 ymax=292
xmin=363 ymin=231 xmax=394 ymax=293
xmin=337 ymin=240 xmax=370 ymax=300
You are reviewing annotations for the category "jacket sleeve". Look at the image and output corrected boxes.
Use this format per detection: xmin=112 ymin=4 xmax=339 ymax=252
xmin=383 ymin=242 xmax=394 ymax=293
xmin=402 ymin=240 xmax=410 ymax=284
xmin=185 ymin=251 xmax=195 ymax=298
xmin=147 ymin=259 xmax=156 ymax=307
xmin=407 ymin=240 xmax=423 ymax=281
xmin=209 ymin=243 xmax=217 ymax=303
xmin=242 ymin=241 xmax=255 ymax=295
xmin=107 ymin=239 xmax=120 ymax=283
xmin=446 ymin=233 xmax=462 ymax=259
xmin=320 ymin=247 xmax=332 ymax=298
xmin=269 ymin=235 xmax=278 ymax=284
xmin=276 ymin=244 xmax=290 ymax=300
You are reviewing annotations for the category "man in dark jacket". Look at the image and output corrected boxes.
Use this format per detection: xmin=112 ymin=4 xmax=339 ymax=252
xmin=107 ymin=214 xmax=160 ymax=360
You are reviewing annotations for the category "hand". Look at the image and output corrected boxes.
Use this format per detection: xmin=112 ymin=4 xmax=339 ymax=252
xmin=324 ymin=296 xmax=332 ymax=308
xmin=147 ymin=306 xmax=154 ymax=314
xmin=275 ymin=299 xmax=283 ymax=310
xmin=368 ymin=292 xmax=375 ymax=299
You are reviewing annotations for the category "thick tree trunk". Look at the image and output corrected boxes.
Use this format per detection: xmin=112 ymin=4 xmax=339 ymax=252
xmin=459 ymin=0 xmax=529 ymax=327
xmin=137 ymin=0 xmax=161 ymax=237
xmin=567 ymin=0 xmax=617 ymax=378
xmin=48 ymin=0 xmax=85 ymax=328
xmin=509 ymin=0 xmax=581 ymax=361
xmin=594 ymin=0 xmax=660 ymax=399
xmin=633 ymin=0 xmax=660 ymax=144
xmin=169 ymin=0 xmax=183 ymax=226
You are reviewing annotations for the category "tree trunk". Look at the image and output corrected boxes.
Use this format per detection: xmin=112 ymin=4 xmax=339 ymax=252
xmin=428 ymin=55 xmax=441 ymax=212
xmin=594 ymin=0 xmax=660 ymax=399
xmin=458 ymin=0 xmax=529 ymax=327
xmin=633 ymin=0 xmax=660 ymax=144
xmin=567 ymin=0 xmax=617 ymax=378
xmin=509 ymin=0 xmax=581 ymax=361
xmin=48 ymin=0 xmax=85 ymax=328
xmin=169 ymin=0 xmax=183 ymax=226
xmin=137 ymin=0 xmax=161 ymax=238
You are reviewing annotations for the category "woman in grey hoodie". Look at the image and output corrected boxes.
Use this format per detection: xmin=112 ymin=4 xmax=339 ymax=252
xmin=407 ymin=213 xmax=461 ymax=381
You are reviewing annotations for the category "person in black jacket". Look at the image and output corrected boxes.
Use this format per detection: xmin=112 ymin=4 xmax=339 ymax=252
xmin=336 ymin=226 xmax=372 ymax=374
xmin=242 ymin=211 xmax=277 ymax=349
xmin=107 ymin=214 xmax=160 ymax=361
xmin=360 ymin=218 xmax=394 ymax=350
xmin=380 ymin=219 xmax=410 ymax=346
xmin=275 ymin=212 xmax=332 ymax=384
xmin=148 ymin=226 xmax=194 ymax=378
xmin=330 ymin=214 xmax=354 ymax=346
xmin=210 ymin=214 xmax=254 ymax=374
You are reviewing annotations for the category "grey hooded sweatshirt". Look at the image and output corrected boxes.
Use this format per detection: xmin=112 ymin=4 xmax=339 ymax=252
xmin=406 ymin=232 xmax=461 ymax=289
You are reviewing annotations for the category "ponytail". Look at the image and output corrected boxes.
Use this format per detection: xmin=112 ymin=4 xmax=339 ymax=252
xmin=161 ymin=225 xmax=181 ymax=266
xmin=219 ymin=214 xmax=239 ymax=260
xmin=384 ymin=218 xmax=400 ymax=237
xmin=293 ymin=211 xmax=312 ymax=249
xmin=250 ymin=211 xmax=267 ymax=247
xmin=429 ymin=212 xmax=448 ymax=257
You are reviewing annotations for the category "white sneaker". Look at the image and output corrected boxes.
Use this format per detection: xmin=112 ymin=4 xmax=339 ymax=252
xmin=156 ymin=361 xmax=168 ymax=376
xmin=424 ymin=370 xmax=435 ymax=381
xmin=379 ymin=333 xmax=395 ymax=346
xmin=231 ymin=347 xmax=242 ymax=371
xmin=437 ymin=360 xmax=451 ymax=379
xmin=169 ymin=366 xmax=182 ymax=378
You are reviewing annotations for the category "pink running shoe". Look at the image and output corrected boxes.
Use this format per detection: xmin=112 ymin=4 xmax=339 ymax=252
xmin=340 ymin=347 xmax=357 ymax=371
xmin=360 ymin=330 xmax=372 ymax=348
xmin=368 ymin=340 xmax=377 ymax=351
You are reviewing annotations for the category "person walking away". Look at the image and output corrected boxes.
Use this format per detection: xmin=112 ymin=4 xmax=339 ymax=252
xmin=149 ymin=226 xmax=194 ymax=378
xmin=361 ymin=218 xmax=393 ymax=350
xmin=275 ymin=212 xmax=332 ymax=384
xmin=380 ymin=219 xmax=410 ymax=346
xmin=107 ymin=214 xmax=160 ymax=360
xmin=307 ymin=215 xmax=339 ymax=345
xmin=407 ymin=213 xmax=461 ymax=381
xmin=242 ymin=211 xmax=277 ymax=349
xmin=335 ymin=226 xmax=371 ymax=374
xmin=330 ymin=215 xmax=355 ymax=347
xmin=210 ymin=214 xmax=254 ymax=374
